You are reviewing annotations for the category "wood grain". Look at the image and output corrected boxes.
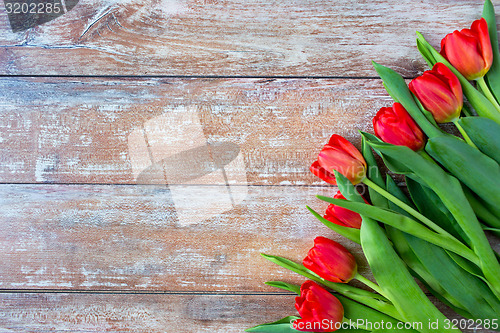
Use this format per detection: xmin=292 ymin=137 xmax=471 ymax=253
xmin=0 ymin=183 xmax=371 ymax=291
xmin=0 ymin=293 xmax=494 ymax=333
xmin=0 ymin=77 xmax=393 ymax=185
xmin=0 ymin=293 xmax=293 ymax=333
xmin=0 ymin=0 xmax=497 ymax=76
xmin=2 ymin=1 xmax=500 ymax=327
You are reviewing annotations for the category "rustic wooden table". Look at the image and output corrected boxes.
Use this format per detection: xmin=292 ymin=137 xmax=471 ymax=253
xmin=0 ymin=0 xmax=499 ymax=332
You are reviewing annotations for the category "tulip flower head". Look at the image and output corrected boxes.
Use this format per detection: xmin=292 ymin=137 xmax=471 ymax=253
xmin=294 ymin=280 xmax=344 ymax=332
xmin=323 ymin=191 xmax=368 ymax=229
xmin=373 ymin=102 xmax=427 ymax=150
xmin=303 ymin=236 xmax=357 ymax=283
xmin=440 ymin=18 xmax=493 ymax=81
xmin=310 ymin=135 xmax=367 ymax=185
xmin=409 ymin=63 xmax=463 ymax=123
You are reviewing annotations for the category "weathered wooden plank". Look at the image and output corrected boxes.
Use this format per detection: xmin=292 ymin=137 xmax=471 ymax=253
xmin=0 ymin=293 xmax=494 ymax=333
xmin=2 ymin=182 xmax=497 ymax=292
xmin=0 ymin=293 xmax=290 ymax=333
xmin=0 ymin=0 xmax=496 ymax=76
xmin=0 ymin=77 xmax=392 ymax=185
xmin=0 ymin=183 xmax=371 ymax=291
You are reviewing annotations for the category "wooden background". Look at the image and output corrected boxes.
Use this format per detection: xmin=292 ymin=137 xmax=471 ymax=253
xmin=0 ymin=0 xmax=499 ymax=332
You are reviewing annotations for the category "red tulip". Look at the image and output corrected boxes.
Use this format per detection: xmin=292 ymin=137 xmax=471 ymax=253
xmin=324 ymin=191 xmax=368 ymax=229
xmin=310 ymin=135 xmax=367 ymax=185
xmin=303 ymin=236 xmax=357 ymax=283
xmin=440 ymin=18 xmax=493 ymax=80
xmin=409 ymin=63 xmax=463 ymax=123
xmin=373 ymin=102 xmax=427 ymax=149
xmin=293 ymin=280 xmax=344 ymax=332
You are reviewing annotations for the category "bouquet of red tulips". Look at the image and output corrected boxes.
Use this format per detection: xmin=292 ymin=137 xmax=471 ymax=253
xmin=247 ymin=1 xmax=500 ymax=332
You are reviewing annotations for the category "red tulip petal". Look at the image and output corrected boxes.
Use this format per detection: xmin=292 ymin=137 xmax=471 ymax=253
xmin=323 ymin=205 xmax=350 ymax=228
xmin=310 ymin=161 xmax=337 ymax=185
xmin=472 ymin=18 xmax=493 ymax=70
xmin=373 ymin=104 xmax=426 ymax=150
xmin=433 ymin=63 xmax=463 ymax=106
xmin=410 ymin=75 xmax=461 ymax=122
xmin=294 ymin=281 xmax=344 ymax=332
xmin=333 ymin=191 xmax=346 ymax=200
xmin=442 ymin=30 xmax=487 ymax=80
xmin=328 ymin=135 xmax=366 ymax=166
xmin=318 ymin=146 xmax=366 ymax=184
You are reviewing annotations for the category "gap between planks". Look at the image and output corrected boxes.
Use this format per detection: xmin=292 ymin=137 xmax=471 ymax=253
xmin=0 ymin=289 xmax=293 ymax=296
xmin=0 ymin=289 xmax=441 ymax=297
xmin=0 ymin=75 xmax=384 ymax=80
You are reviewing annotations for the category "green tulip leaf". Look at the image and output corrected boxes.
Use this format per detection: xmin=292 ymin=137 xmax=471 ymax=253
xmin=261 ymin=254 xmax=312 ymax=276
xmin=339 ymin=295 xmax=422 ymax=332
xmin=306 ymin=206 xmax=361 ymax=244
xmin=246 ymin=316 xmax=300 ymax=333
xmin=416 ymin=37 xmax=436 ymax=69
xmin=361 ymin=134 xmax=385 ymax=188
xmin=463 ymin=187 xmax=500 ymax=229
xmin=458 ymin=116 xmax=500 ymax=164
xmin=406 ymin=177 xmax=469 ymax=244
xmin=445 ymin=250 xmax=487 ymax=282
xmin=385 ymin=175 xmax=414 ymax=211
xmin=265 ymin=281 xmax=301 ymax=295
xmin=385 ymin=211 xmax=500 ymax=319
xmin=444 ymin=250 xmax=500 ymax=316
xmin=425 ymin=135 xmax=500 ymax=208
xmin=249 ymin=292 xmax=401 ymax=333
xmin=366 ymin=140 xmax=500 ymax=297
xmin=260 ymin=253 xmax=404 ymax=321
xmin=260 ymin=254 xmax=389 ymax=303
xmin=361 ymin=134 xmax=389 ymax=209
xmin=372 ymin=61 xmax=444 ymax=138
xmin=317 ymin=196 xmax=476 ymax=265
xmin=328 ymin=173 xmax=459 ymax=330
xmin=382 ymin=177 xmax=464 ymax=313
xmin=382 ymin=177 xmax=486 ymax=320
xmin=359 ymin=132 xmax=413 ymax=175
xmin=359 ymin=214 xmax=459 ymax=332
xmin=331 ymin=170 xmax=366 ymax=205
xmin=385 ymin=224 xmax=475 ymax=319
xmin=483 ymin=0 xmax=500 ymax=103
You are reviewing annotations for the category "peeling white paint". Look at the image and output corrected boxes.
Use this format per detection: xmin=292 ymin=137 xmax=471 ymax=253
xmin=34 ymin=156 xmax=58 ymax=182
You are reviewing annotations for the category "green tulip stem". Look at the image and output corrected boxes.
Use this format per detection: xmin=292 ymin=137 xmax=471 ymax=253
xmin=362 ymin=178 xmax=456 ymax=239
xmin=452 ymin=119 xmax=478 ymax=149
xmin=477 ymin=76 xmax=500 ymax=112
xmin=354 ymin=272 xmax=389 ymax=300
